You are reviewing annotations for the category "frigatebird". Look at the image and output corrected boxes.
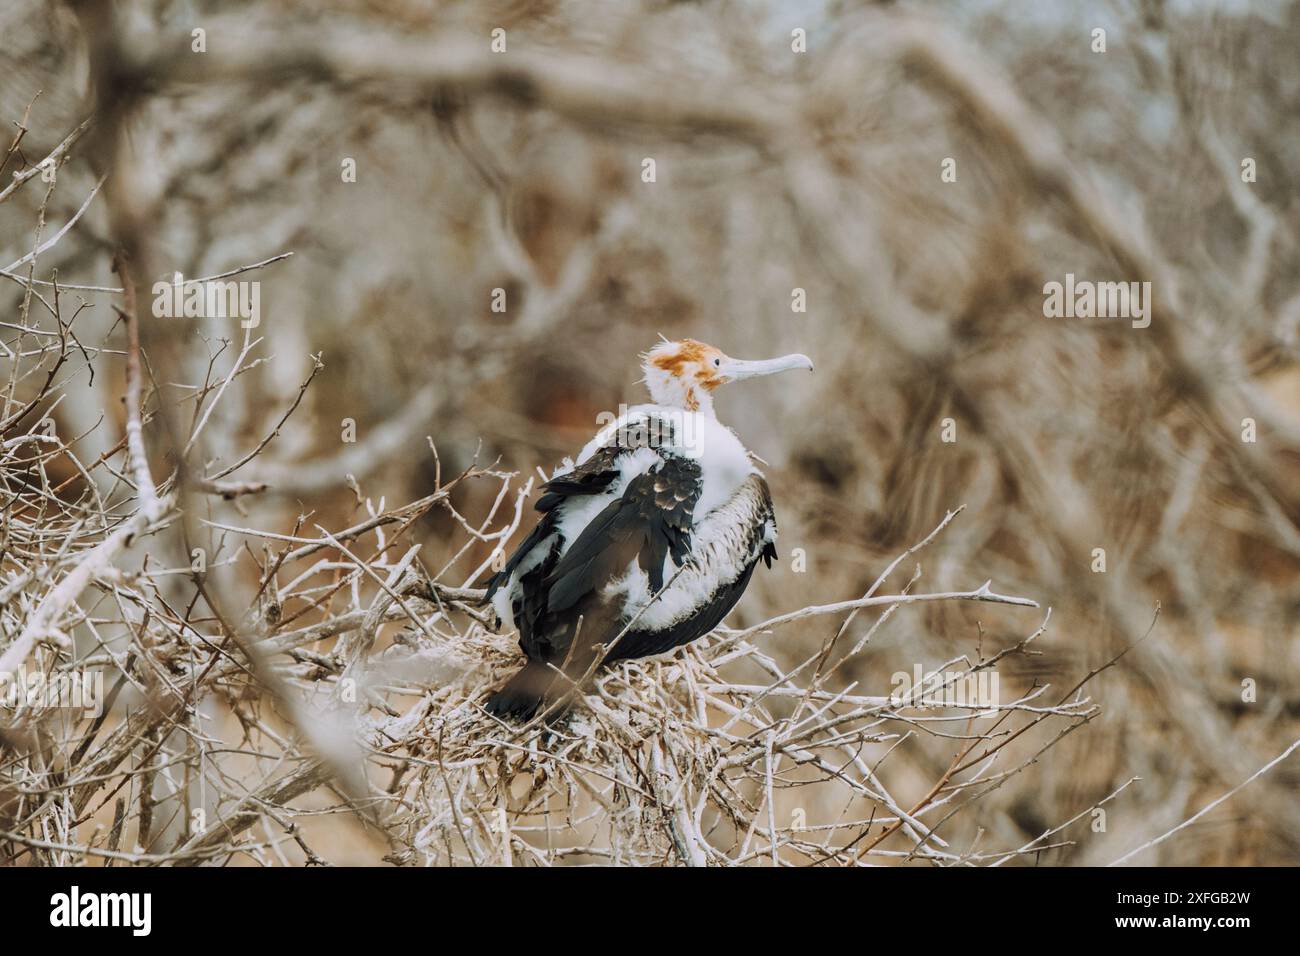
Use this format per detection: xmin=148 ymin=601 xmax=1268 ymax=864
xmin=484 ymin=338 xmax=813 ymax=719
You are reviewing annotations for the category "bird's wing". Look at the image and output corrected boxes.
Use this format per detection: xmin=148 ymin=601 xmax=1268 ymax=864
xmin=604 ymin=473 xmax=777 ymax=663
xmin=542 ymin=453 xmax=703 ymax=614
xmin=485 ymin=415 xmax=668 ymax=603
xmin=483 ymin=451 xmax=623 ymax=603
xmin=486 ymin=410 xmax=696 ymax=668
xmin=533 ymin=444 xmax=624 ymax=513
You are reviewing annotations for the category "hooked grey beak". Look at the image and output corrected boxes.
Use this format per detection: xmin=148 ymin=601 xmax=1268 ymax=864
xmin=719 ymin=353 xmax=815 ymax=382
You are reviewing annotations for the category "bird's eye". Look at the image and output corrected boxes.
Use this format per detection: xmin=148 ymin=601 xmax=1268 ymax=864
xmin=713 ymin=358 xmax=721 ymax=367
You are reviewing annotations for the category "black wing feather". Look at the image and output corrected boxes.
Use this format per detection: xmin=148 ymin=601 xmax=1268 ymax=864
xmin=534 ymin=446 xmax=623 ymax=513
xmin=485 ymin=439 xmax=651 ymax=601
xmin=484 ymin=510 xmax=556 ymax=602
xmin=543 ymin=456 xmax=702 ymax=614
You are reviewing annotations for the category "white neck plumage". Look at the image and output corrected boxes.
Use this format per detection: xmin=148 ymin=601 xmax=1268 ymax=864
xmin=643 ymin=367 xmax=715 ymax=415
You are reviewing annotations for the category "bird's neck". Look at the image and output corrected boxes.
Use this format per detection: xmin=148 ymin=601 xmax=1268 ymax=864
xmin=647 ymin=379 xmax=715 ymax=416
xmin=681 ymin=386 xmax=715 ymax=416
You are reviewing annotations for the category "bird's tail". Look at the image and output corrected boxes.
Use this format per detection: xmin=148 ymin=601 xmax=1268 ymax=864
xmin=484 ymin=661 xmax=557 ymax=721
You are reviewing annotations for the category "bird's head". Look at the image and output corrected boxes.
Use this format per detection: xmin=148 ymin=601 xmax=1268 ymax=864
xmin=641 ymin=338 xmax=814 ymax=414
